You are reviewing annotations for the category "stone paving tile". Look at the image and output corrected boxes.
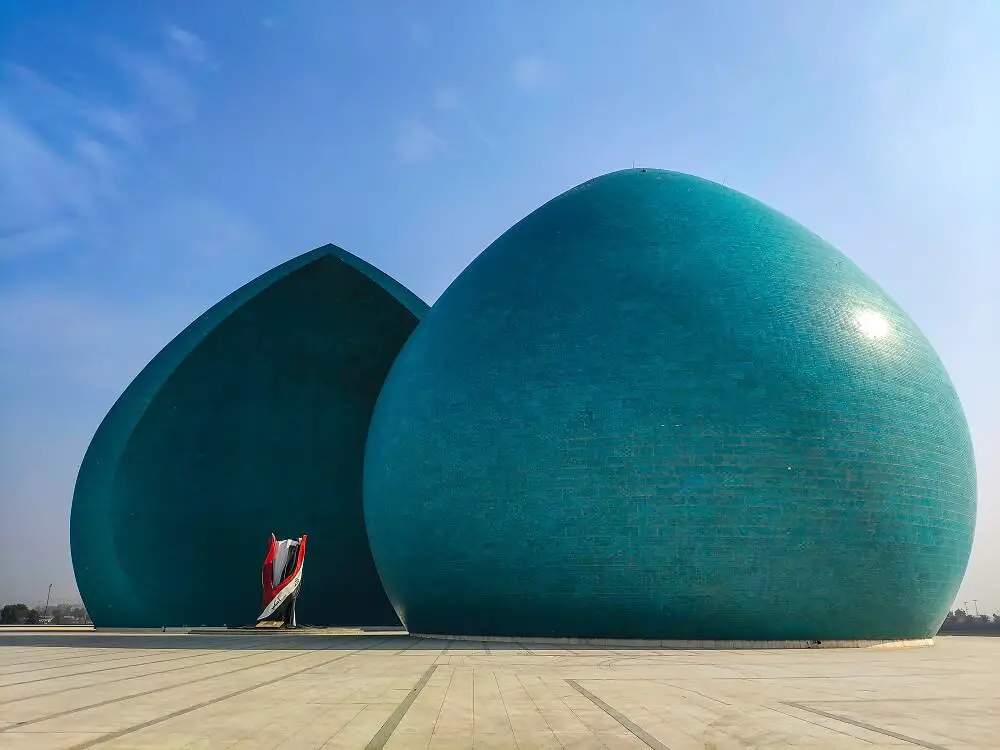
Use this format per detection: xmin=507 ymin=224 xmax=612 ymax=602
xmin=0 ymin=733 xmax=107 ymax=749
xmin=0 ymin=651 xmax=284 ymax=716
xmin=323 ymin=704 xmax=398 ymax=749
xmin=798 ymin=698 xmax=992 ymax=749
xmin=0 ymin=634 xmax=997 ymax=748
xmin=2 ymin=651 xmax=338 ymax=733
xmin=383 ymin=666 xmax=451 ymax=748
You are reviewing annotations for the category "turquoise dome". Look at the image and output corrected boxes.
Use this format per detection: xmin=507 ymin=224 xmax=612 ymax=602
xmin=72 ymin=245 xmax=426 ymax=628
xmin=363 ymin=169 xmax=977 ymax=641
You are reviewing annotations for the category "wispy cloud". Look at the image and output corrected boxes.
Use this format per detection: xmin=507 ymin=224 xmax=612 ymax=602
xmin=511 ymin=55 xmax=557 ymax=91
xmin=0 ymin=224 xmax=76 ymax=262
xmin=1 ymin=31 xmax=212 ymax=260
xmin=84 ymin=106 xmax=141 ymax=146
xmin=0 ymin=107 xmax=110 ymax=260
xmin=433 ymin=87 xmax=496 ymax=149
xmin=393 ymin=119 xmax=445 ymax=163
xmin=165 ymin=25 xmax=209 ymax=65
xmin=110 ymin=48 xmax=198 ymax=122
xmin=105 ymin=26 xmax=212 ymax=125
xmin=4 ymin=63 xmax=142 ymax=148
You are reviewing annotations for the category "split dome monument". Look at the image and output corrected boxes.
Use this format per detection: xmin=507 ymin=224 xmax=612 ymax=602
xmin=71 ymin=169 xmax=977 ymax=643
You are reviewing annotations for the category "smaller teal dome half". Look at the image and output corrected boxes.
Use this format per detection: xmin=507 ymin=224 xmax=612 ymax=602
xmin=72 ymin=245 xmax=427 ymax=628
xmin=363 ymin=169 xmax=977 ymax=642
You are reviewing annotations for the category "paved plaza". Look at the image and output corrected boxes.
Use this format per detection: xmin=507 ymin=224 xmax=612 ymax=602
xmin=0 ymin=630 xmax=996 ymax=749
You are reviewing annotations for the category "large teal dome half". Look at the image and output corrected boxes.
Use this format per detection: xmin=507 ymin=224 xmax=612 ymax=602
xmin=363 ymin=169 xmax=977 ymax=641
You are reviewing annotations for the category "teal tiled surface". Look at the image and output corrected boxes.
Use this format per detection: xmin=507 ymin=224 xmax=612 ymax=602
xmin=71 ymin=245 xmax=426 ymax=628
xmin=364 ymin=169 xmax=977 ymax=641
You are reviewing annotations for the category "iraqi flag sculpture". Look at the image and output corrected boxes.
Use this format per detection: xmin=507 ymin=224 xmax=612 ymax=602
xmin=257 ymin=533 xmax=307 ymax=627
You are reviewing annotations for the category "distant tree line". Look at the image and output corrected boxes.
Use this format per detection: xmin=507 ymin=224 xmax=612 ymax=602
xmin=47 ymin=604 xmax=92 ymax=624
xmin=0 ymin=603 xmax=92 ymax=625
xmin=939 ymin=609 xmax=1000 ymax=634
xmin=2 ymin=602 xmax=996 ymax=633
xmin=0 ymin=603 xmax=40 ymax=625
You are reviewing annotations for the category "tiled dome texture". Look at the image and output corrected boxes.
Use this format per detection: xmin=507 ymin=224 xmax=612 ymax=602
xmin=363 ymin=169 xmax=977 ymax=641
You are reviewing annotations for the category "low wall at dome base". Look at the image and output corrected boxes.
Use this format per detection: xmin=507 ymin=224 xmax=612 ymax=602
xmin=412 ymin=633 xmax=935 ymax=650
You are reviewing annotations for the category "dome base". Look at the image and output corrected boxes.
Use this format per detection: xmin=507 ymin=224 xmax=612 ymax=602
xmin=412 ymin=633 xmax=935 ymax=650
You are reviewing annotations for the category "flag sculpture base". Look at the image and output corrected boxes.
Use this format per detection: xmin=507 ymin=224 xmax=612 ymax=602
xmin=257 ymin=534 xmax=307 ymax=628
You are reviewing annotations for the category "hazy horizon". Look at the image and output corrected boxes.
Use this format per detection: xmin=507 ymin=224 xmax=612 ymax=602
xmin=1 ymin=1 xmax=996 ymax=616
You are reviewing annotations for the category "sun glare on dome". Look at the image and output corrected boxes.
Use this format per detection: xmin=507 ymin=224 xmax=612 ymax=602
xmin=854 ymin=308 xmax=891 ymax=340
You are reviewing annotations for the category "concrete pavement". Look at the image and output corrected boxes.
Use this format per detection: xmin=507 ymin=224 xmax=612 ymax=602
xmin=0 ymin=631 xmax=995 ymax=748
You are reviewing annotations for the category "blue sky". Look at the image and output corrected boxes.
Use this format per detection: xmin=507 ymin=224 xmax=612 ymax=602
xmin=1 ymin=0 xmax=997 ymax=614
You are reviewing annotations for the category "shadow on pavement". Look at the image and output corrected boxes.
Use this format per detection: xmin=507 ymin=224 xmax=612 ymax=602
xmin=0 ymin=631 xmax=596 ymax=651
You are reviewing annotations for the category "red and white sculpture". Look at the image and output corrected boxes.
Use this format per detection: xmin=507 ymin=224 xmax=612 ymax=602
xmin=257 ymin=533 xmax=307 ymax=627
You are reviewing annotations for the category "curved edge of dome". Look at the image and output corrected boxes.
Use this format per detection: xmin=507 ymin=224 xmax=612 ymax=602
xmin=71 ymin=244 xmax=427 ymax=627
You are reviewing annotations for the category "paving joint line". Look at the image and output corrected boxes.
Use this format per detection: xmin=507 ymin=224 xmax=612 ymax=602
xmin=1 ymin=636 xmax=282 ymax=690
xmin=782 ymin=701 xmax=949 ymax=750
xmin=516 ymin=673 xmax=561 ymax=743
xmin=433 ymin=639 xmax=452 ymax=664
xmin=567 ymin=679 xmax=670 ymax=750
xmin=492 ymin=670 xmax=518 ymax=745
xmin=0 ymin=650 xmax=172 ymax=675
xmin=365 ymin=664 xmax=438 ymax=750
xmin=0 ymin=648 xmax=250 ymax=690
xmin=0 ymin=652 xmax=120 ymax=670
xmin=764 ymin=704 xmax=881 ymax=744
xmin=428 ymin=666 xmax=455 ymax=741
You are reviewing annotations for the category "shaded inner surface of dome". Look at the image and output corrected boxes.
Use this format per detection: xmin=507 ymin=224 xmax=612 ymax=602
xmin=72 ymin=246 xmax=427 ymax=628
